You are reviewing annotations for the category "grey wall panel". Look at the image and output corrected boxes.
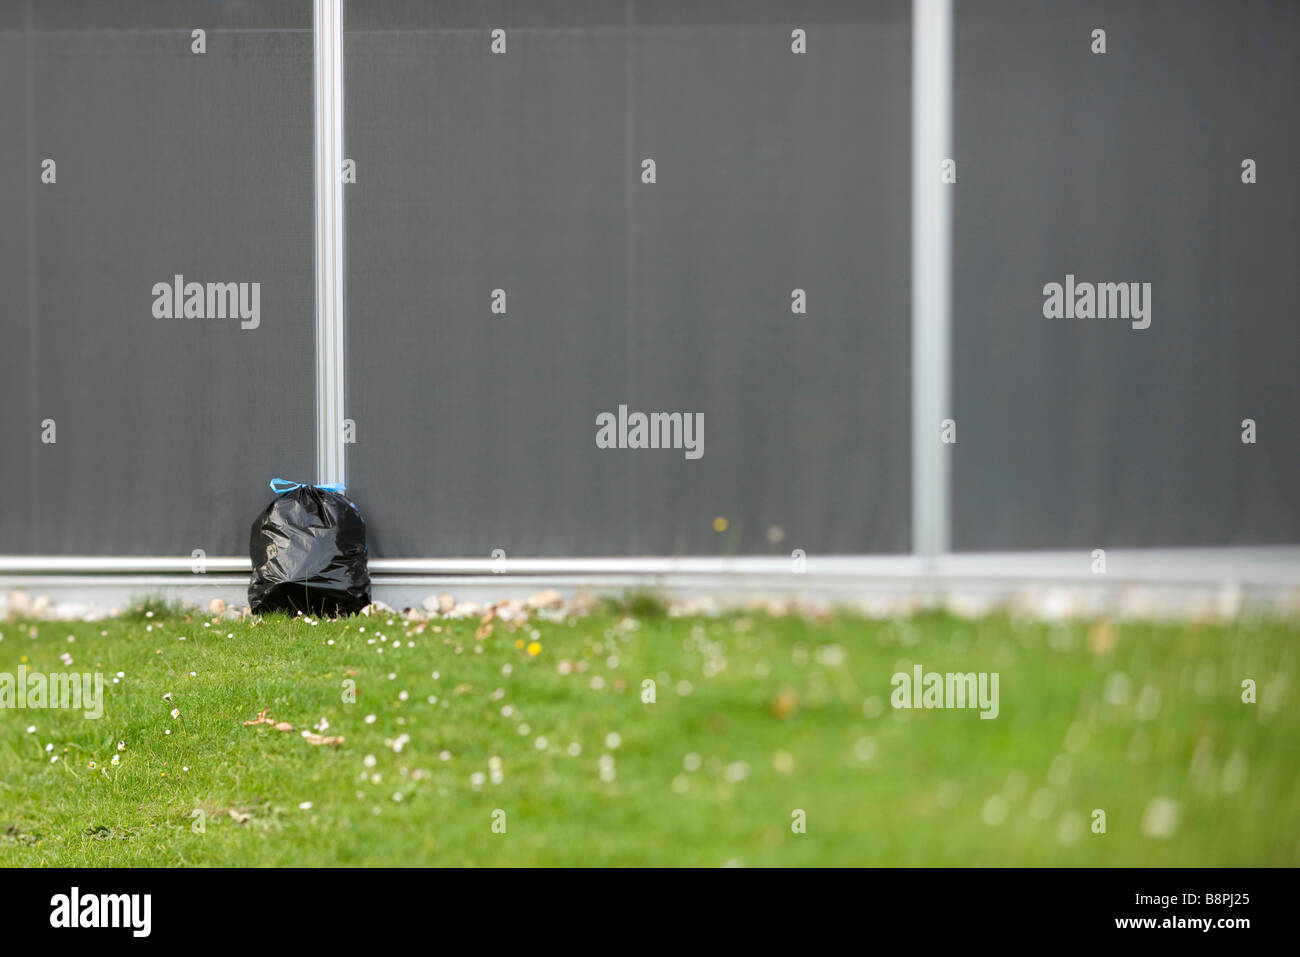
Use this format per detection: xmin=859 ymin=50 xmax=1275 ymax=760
xmin=0 ymin=24 xmax=30 ymax=552
xmin=345 ymin=4 xmax=630 ymax=558
xmin=3 ymin=1 xmax=315 ymax=555
xmin=628 ymin=3 xmax=911 ymax=556
xmin=346 ymin=0 xmax=911 ymax=558
xmin=952 ymin=0 xmax=1300 ymax=551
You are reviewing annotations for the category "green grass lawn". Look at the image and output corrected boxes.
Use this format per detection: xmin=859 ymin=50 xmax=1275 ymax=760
xmin=1 ymin=600 xmax=1296 ymax=866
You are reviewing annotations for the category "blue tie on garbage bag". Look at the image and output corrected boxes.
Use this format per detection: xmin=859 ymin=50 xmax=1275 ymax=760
xmin=268 ymin=477 xmax=346 ymax=495
xmin=248 ymin=478 xmax=371 ymax=616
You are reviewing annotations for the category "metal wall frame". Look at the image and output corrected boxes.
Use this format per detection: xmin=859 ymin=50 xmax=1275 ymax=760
xmin=910 ymin=0 xmax=951 ymax=561
xmin=314 ymin=0 xmax=347 ymax=486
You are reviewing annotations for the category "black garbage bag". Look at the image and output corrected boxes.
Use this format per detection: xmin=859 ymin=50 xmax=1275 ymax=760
xmin=249 ymin=478 xmax=371 ymax=616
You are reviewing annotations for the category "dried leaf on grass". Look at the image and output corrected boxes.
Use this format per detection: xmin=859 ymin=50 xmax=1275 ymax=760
xmin=301 ymin=731 xmax=345 ymax=746
xmin=244 ymin=708 xmax=339 ymax=743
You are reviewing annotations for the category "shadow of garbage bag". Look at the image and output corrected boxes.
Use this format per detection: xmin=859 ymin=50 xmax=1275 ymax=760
xmin=249 ymin=478 xmax=371 ymax=617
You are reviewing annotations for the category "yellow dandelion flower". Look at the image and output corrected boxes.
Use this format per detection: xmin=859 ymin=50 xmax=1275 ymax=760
xmin=712 ymin=516 xmax=728 ymax=532
xmin=527 ymin=641 xmax=542 ymax=657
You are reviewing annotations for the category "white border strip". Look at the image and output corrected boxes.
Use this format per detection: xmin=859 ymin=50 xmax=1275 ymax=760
xmin=3 ymin=549 xmax=1300 ymax=586
xmin=314 ymin=0 xmax=346 ymax=484
xmin=911 ymin=0 xmax=953 ymax=560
